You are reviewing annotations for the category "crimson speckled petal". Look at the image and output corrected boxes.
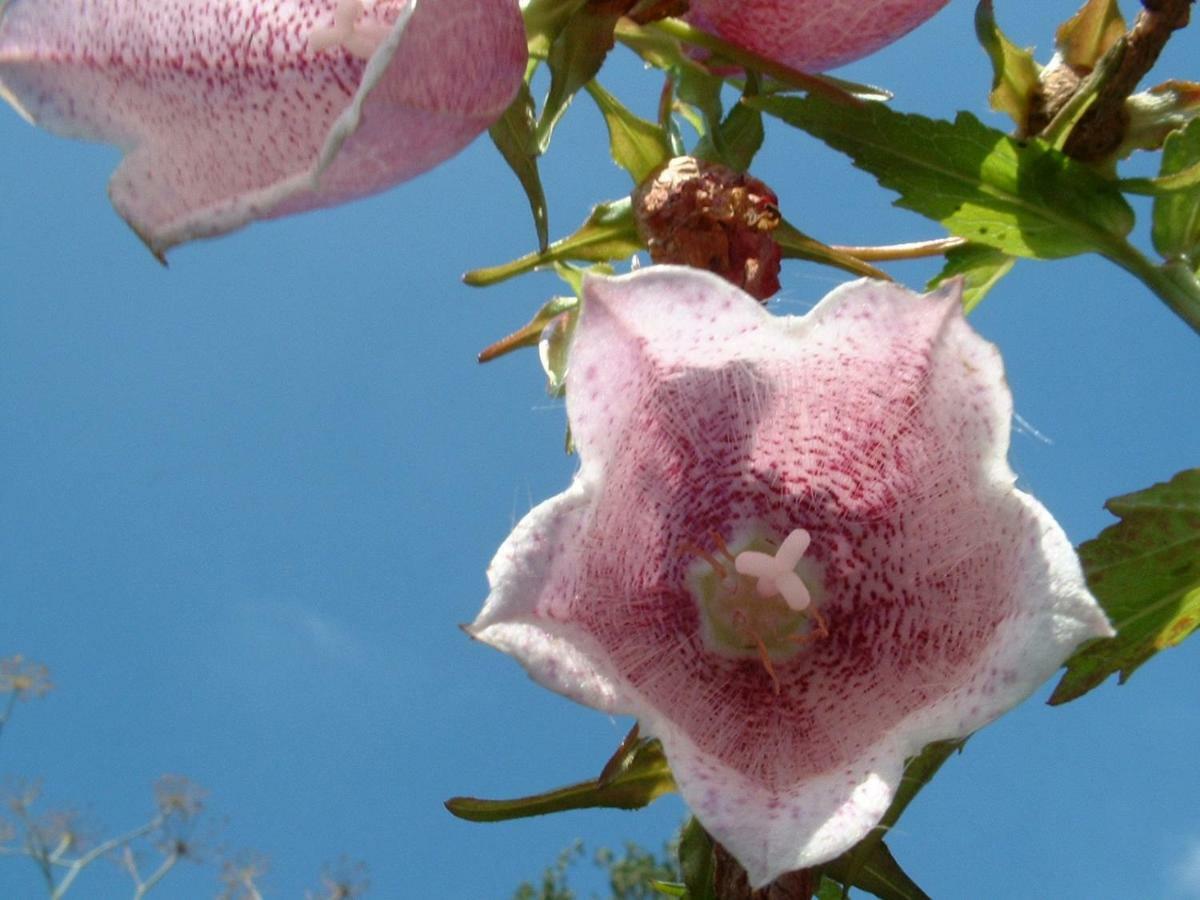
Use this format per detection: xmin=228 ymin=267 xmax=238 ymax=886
xmin=0 ymin=0 xmax=526 ymax=255
xmin=687 ymin=0 xmax=951 ymax=72
xmin=470 ymin=266 xmax=1113 ymax=887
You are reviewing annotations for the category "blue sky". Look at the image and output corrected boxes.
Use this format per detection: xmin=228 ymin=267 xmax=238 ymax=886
xmin=1 ymin=1 xmax=1198 ymax=897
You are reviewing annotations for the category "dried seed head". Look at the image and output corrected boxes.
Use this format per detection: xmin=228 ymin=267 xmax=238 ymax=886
xmin=633 ymin=157 xmax=782 ymax=301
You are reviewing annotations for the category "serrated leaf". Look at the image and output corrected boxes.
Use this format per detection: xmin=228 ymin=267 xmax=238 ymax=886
xmin=1153 ymin=119 xmax=1200 ymax=263
xmin=678 ymin=818 xmax=717 ymax=900
xmin=1056 ymin=0 xmax=1126 ymax=72
xmin=445 ymin=738 xmax=675 ymax=822
xmin=929 ymin=243 xmax=1016 ymax=313
xmin=1050 ymin=469 xmax=1200 ymax=705
xmin=975 ymin=0 xmax=1041 ymax=129
xmin=464 ymin=198 xmax=641 ymax=286
xmin=489 ymin=83 xmax=550 ymax=250
xmin=822 ymin=740 xmax=960 ymax=900
xmin=585 ymin=80 xmax=672 ymax=184
xmin=537 ymin=2 xmax=624 ymax=151
xmin=752 ymin=94 xmax=1135 ymax=259
xmin=694 ymin=99 xmax=764 ymax=173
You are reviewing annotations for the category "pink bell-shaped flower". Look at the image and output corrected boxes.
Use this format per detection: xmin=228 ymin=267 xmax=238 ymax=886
xmin=0 ymin=0 xmax=526 ymax=256
xmin=687 ymin=0 xmax=951 ymax=72
xmin=470 ymin=266 xmax=1112 ymax=887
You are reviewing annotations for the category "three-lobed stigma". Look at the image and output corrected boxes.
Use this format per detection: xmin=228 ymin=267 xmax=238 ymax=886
xmin=308 ymin=0 xmax=392 ymax=60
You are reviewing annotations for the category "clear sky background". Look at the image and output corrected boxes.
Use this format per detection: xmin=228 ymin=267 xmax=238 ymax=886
xmin=1 ymin=1 xmax=1198 ymax=898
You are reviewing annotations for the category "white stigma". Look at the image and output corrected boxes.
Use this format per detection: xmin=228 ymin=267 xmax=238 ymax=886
xmin=735 ymin=528 xmax=813 ymax=612
xmin=308 ymin=0 xmax=391 ymax=60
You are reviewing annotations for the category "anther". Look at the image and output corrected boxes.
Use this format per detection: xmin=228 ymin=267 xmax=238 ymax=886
xmin=788 ymin=606 xmax=829 ymax=644
xmin=733 ymin=610 xmax=782 ymax=695
xmin=682 ymin=531 xmax=739 ymax=583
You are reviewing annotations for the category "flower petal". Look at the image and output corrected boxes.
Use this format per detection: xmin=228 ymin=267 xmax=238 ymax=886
xmin=0 ymin=0 xmax=526 ymax=255
xmin=472 ymin=266 xmax=1112 ymax=887
xmin=686 ymin=0 xmax=950 ymax=72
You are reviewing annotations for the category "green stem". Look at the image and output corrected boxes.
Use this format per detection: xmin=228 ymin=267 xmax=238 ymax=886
xmin=1102 ymin=240 xmax=1200 ymax=336
xmin=621 ymin=18 xmax=860 ymax=107
xmin=828 ymin=236 xmax=968 ymax=262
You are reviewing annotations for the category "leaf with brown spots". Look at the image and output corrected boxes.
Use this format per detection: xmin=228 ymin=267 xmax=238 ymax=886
xmin=1051 ymin=469 xmax=1200 ymax=705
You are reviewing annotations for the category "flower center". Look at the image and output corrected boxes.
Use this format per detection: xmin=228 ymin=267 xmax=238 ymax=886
xmin=308 ymin=0 xmax=392 ymax=60
xmin=685 ymin=528 xmax=827 ymax=693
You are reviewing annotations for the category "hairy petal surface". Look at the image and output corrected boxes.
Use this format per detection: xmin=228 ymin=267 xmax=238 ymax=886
xmin=686 ymin=0 xmax=951 ymax=72
xmin=471 ymin=267 xmax=1112 ymax=887
xmin=0 ymin=0 xmax=526 ymax=254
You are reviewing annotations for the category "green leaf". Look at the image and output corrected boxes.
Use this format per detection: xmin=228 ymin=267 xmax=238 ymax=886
xmin=674 ymin=64 xmax=724 ymax=139
xmin=445 ymin=738 xmax=675 ymax=822
xmin=464 ymin=198 xmax=641 ymax=286
xmin=1153 ymin=119 xmax=1200 ymax=264
xmin=1121 ymin=160 xmax=1200 ymax=196
xmin=694 ymin=99 xmax=764 ymax=173
xmin=975 ymin=0 xmax=1041 ymax=129
xmin=1050 ymin=469 xmax=1200 ymax=705
xmin=537 ymin=3 xmax=624 ymax=151
xmin=477 ymin=295 xmax=577 ymax=365
xmin=650 ymin=882 xmax=687 ymax=897
xmin=752 ymin=94 xmax=1135 ymax=260
xmin=929 ymin=243 xmax=1017 ymax=313
xmin=642 ymin=16 xmax=874 ymax=106
xmin=489 ymin=83 xmax=550 ymax=251
xmin=824 ymin=740 xmax=961 ymax=900
xmin=825 ymin=842 xmax=930 ymax=900
xmin=677 ymin=818 xmax=717 ymax=900
xmin=1056 ymin=0 xmax=1126 ymax=72
xmin=1039 ymin=34 xmax=1126 ymax=152
xmin=814 ymin=876 xmax=846 ymax=900
xmin=523 ymin=0 xmax=588 ymax=59
xmin=585 ymin=80 xmax=672 ymax=184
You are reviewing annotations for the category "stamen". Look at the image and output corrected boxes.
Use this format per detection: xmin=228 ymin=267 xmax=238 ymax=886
xmin=681 ymin=531 xmax=739 ymax=583
xmin=709 ymin=530 xmax=736 ymax=566
xmin=733 ymin=610 xmax=782 ymax=695
xmin=680 ymin=539 xmax=728 ymax=581
xmin=750 ymin=630 xmax=782 ymax=696
xmin=788 ymin=606 xmax=830 ymax=645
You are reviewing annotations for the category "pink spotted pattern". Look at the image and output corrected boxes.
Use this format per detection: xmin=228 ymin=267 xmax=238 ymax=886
xmin=471 ymin=267 xmax=1112 ymax=887
xmin=687 ymin=0 xmax=950 ymax=72
xmin=0 ymin=0 xmax=526 ymax=254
